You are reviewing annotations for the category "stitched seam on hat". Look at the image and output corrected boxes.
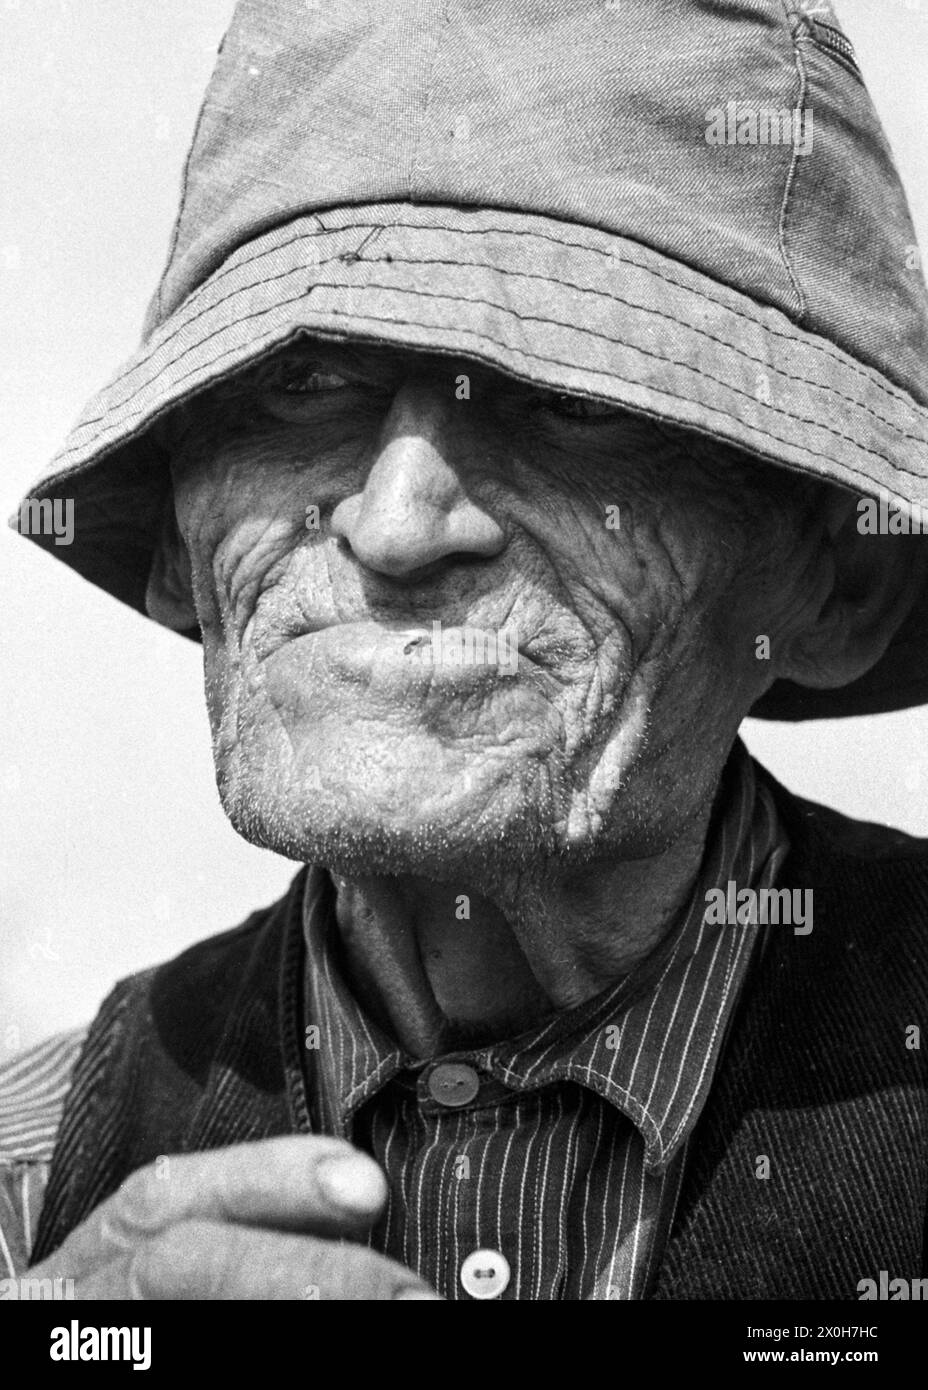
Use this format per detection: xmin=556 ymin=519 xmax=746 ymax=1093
xmin=64 ymin=263 xmax=928 ymax=452
xmin=776 ymin=8 xmax=808 ymax=323
xmin=111 ymin=251 xmax=928 ymax=448
xmin=311 ymin=283 xmax=918 ymax=467
xmin=66 ymin=250 xmax=928 ymax=446
xmin=55 ymin=287 xmax=927 ymax=488
xmin=333 ymin=256 xmax=928 ymax=447
xmin=154 ymin=239 xmax=907 ymax=425
xmin=123 ymin=212 xmax=926 ymax=412
xmin=186 ymin=223 xmax=921 ymax=411
xmin=118 ymin=221 xmax=924 ymax=417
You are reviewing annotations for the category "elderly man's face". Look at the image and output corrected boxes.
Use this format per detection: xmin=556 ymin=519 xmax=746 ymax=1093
xmin=159 ymin=340 xmax=825 ymax=881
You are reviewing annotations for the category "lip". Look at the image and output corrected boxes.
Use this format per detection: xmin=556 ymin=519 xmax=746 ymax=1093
xmin=255 ymin=616 xmax=418 ymax=662
xmin=261 ymin=620 xmax=527 ymax=696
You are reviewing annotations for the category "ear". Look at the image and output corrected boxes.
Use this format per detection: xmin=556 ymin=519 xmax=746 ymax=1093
xmin=779 ymin=487 xmax=927 ymax=691
xmin=145 ymin=494 xmax=197 ymax=632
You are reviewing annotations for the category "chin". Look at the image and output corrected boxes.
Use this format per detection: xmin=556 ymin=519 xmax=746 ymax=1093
xmin=217 ymin=754 xmax=570 ymax=884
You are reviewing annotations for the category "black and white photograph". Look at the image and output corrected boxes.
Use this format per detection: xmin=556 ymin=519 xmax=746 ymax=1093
xmin=2 ymin=0 xmax=927 ymax=1343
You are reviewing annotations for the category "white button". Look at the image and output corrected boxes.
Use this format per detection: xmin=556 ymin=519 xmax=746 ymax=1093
xmin=460 ymin=1249 xmax=511 ymax=1300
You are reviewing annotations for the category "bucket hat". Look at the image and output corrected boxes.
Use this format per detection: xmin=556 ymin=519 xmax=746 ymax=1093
xmin=12 ymin=0 xmax=928 ymax=720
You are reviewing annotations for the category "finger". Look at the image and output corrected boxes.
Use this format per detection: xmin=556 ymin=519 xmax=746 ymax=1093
xmin=56 ymin=1136 xmax=389 ymax=1269
xmin=79 ymin=1219 xmax=442 ymax=1301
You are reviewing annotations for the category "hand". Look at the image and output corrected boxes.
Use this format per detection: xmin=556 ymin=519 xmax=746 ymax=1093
xmin=29 ymin=1135 xmax=442 ymax=1300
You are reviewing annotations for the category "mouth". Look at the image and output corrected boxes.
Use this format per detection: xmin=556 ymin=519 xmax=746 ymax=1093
xmin=286 ymin=621 xmax=516 ymax=686
xmin=255 ymin=618 xmax=564 ymax=700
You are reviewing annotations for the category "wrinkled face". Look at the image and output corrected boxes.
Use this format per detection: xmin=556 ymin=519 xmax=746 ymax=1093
xmin=161 ymin=339 xmax=824 ymax=882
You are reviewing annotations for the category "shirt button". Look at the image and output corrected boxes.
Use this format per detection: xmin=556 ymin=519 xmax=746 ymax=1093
xmin=460 ymin=1249 xmax=511 ymax=1300
xmin=427 ymin=1061 xmax=480 ymax=1107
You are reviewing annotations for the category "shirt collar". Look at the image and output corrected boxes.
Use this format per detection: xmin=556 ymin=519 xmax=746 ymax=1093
xmin=302 ymin=739 xmax=789 ymax=1170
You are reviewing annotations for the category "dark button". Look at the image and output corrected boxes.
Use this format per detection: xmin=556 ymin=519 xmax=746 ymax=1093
xmin=427 ymin=1061 xmax=480 ymax=1108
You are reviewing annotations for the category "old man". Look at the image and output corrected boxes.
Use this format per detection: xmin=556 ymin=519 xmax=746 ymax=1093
xmin=3 ymin=0 xmax=928 ymax=1300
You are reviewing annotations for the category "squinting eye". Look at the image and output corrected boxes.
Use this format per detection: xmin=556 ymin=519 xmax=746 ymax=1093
xmin=540 ymin=392 xmax=624 ymax=421
xmin=273 ymin=367 xmax=354 ymax=395
xmin=252 ymin=356 xmax=392 ymax=420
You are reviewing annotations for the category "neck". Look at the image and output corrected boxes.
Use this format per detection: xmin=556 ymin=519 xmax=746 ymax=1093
xmin=330 ymin=806 xmax=715 ymax=1057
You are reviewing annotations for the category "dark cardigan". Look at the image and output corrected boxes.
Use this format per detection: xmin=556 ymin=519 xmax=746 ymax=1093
xmin=31 ymin=766 xmax=928 ymax=1298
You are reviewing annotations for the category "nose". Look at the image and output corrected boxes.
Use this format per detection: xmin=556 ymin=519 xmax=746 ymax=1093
xmin=329 ymin=381 xmax=505 ymax=579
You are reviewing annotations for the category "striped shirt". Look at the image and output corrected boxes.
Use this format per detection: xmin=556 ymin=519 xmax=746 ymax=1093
xmin=304 ymin=738 xmax=788 ymax=1298
xmin=0 ymin=741 xmax=788 ymax=1296
xmin=0 ymin=1028 xmax=84 ymax=1279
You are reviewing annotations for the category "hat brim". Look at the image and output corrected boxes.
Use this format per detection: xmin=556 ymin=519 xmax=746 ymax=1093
xmin=12 ymin=200 xmax=928 ymax=720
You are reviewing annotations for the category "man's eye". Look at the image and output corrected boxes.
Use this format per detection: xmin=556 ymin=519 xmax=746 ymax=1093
xmin=254 ymin=359 xmax=390 ymax=419
xmin=272 ymin=366 xmax=355 ymax=395
xmin=538 ymin=392 xmax=625 ymax=421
